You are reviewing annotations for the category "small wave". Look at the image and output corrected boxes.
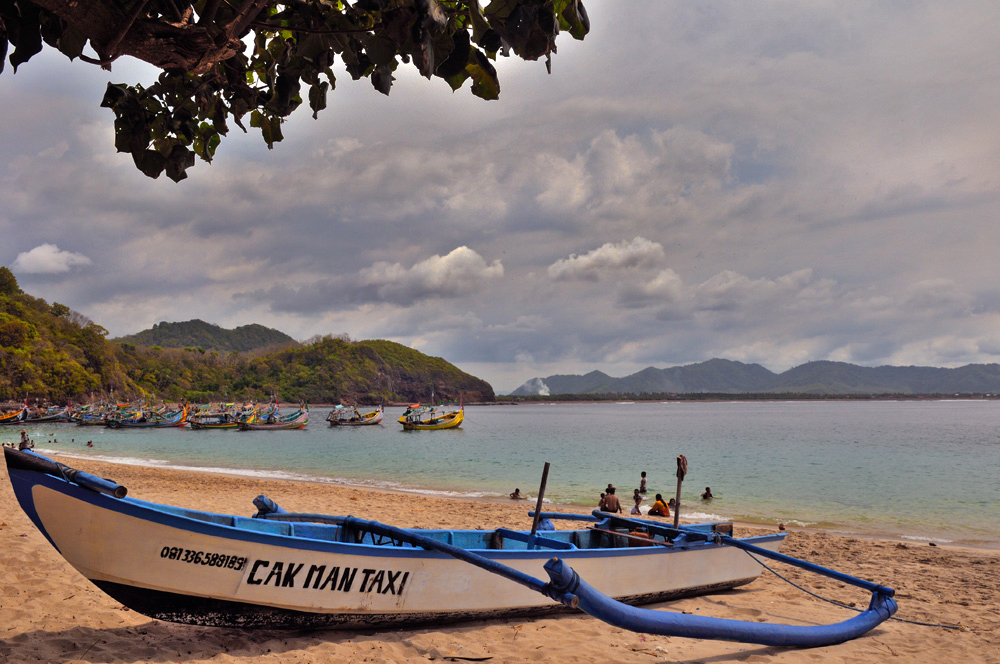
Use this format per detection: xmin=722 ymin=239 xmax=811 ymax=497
xmin=40 ymin=451 xmax=551 ymax=503
xmin=901 ymin=534 xmax=954 ymax=544
xmin=40 ymin=449 xmax=174 ymax=467
xmin=680 ymin=509 xmax=725 ymax=522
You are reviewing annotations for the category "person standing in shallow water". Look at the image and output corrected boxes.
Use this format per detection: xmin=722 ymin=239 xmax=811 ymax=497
xmin=639 ymin=471 xmax=647 ymax=494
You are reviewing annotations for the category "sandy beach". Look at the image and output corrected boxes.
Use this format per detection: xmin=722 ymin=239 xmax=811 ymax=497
xmin=1 ymin=458 xmax=997 ymax=664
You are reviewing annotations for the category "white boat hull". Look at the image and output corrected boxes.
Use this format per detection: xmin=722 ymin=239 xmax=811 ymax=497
xmin=9 ymin=453 xmax=783 ymax=629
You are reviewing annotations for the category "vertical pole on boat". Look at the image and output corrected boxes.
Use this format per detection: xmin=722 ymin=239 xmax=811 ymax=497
xmin=673 ymin=454 xmax=687 ymax=529
xmin=529 ymin=461 xmax=551 ymax=537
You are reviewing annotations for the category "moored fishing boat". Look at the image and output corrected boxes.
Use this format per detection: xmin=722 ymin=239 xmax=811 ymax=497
xmin=24 ymin=405 xmax=70 ymax=423
xmin=398 ymin=403 xmax=463 ymax=430
xmin=0 ymin=405 xmax=28 ymax=425
xmin=106 ymin=405 xmax=188 ymax=428
xmin=189 ymin=403 xmax=259 ymax=430
xmin=72 ymin=403 xmax=132 ymax=426
xmin=327 ymin=404 xmax=383 ymax=426
xmin=3 ymin=447 xmax=897 ymax=646
xmin=238 ymin=405 xmax=308 ymax=430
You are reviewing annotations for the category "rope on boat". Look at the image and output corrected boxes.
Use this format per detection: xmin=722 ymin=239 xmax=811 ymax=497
xmin=742 ymin=550 xmax=964 ymax=631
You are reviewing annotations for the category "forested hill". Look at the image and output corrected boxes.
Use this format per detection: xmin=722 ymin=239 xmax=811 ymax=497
xmin=512 ymin=358 xmax=1000 ymax=396
xmin=0 ymin=268 xmax=139 ymax=400
xmin=115 ymin=319 xmax=295 ymax=352
xmin=0 ymin=268 xmax=494 ymax=404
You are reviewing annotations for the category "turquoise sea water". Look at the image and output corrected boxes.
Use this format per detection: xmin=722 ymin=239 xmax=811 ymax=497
xmin=11 ymin=400 xmax=999 ymax=548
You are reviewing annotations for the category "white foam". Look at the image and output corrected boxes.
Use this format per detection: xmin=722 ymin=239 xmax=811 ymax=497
xmin=901 ymin=534 xmax=954 ymax=544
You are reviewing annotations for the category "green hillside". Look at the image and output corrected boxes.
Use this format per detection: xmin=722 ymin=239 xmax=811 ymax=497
xmin=0 ymin=268 xmax=139 ymax=401
xmin=0 ymin=268 xmax=494 ymax=404
xmin=115 ymin=319 xmax=295 ymax=352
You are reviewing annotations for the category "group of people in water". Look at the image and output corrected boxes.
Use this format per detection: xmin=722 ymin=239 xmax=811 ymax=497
xmin=2 ymin=430 xmax=93 ymax=450
xmin=509 ymin=470 xmax=715 ymax=516
xmin=596 ymin=471 xmax=714 ymax=518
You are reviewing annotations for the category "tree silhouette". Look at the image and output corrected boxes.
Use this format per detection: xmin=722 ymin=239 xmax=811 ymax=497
xmin=1 ymin=0 xmax=590 ymax=180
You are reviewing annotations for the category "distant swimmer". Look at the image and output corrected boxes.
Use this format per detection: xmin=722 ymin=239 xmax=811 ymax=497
xmin=701 ymin=486 xmax=714 ymax=500
xmin=509 ymin=488 xmax=526 ymax=500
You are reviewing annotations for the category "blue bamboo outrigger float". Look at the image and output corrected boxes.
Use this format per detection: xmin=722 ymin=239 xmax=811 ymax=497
xmin=3 ymin=447 xmax=896 ymax=646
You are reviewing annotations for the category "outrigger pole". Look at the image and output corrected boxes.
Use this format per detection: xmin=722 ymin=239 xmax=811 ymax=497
xmin=256 ymin=505 xmax=897 ymax=648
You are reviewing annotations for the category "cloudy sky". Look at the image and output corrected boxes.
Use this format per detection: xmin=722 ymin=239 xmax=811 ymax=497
xmin=3 ymin=1 xmax=1000 ymax=393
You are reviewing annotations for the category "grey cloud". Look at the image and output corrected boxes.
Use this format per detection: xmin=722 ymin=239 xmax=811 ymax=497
xmin=4 ymin=1 xmax=1000 ymax=391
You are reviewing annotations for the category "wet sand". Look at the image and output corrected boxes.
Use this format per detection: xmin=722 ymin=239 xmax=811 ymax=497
xmin=1 ymin=458 xmax=997 ymax=663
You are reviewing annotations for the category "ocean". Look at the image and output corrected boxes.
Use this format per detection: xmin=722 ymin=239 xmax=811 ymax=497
xmin=12 ymin=400 xmax=999 ymax=548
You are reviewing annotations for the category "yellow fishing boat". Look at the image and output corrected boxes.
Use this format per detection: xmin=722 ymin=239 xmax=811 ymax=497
xmin=398 ymin=403 xmax=463 ymax=430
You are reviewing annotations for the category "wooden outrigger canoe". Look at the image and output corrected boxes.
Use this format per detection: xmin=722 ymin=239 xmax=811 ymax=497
xmin=0 ymin=406 xmax=27 ymax=425
xmin=327 ymin=405 xmax=384 ymax=426
xmin=189 ymin=403 xmax=259 ymax=430
xmin=24 ymin=406 xmax=70 ymax=423
xmin=398 ymin=404 xmax=463 ymax=430
xmin=4 ymin=448 xmax=897 ymax=646
xmin=238 ymin=407 xmax=308 ymax=430
xmin=106 ymin=406 xmax=188 ymax=428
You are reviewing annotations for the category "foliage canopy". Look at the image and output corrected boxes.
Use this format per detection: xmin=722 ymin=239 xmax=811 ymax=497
xmin=0 ymin=283 xmax=494 ymax=404
xmin=1 ymin=0 xmax=590 ymax=181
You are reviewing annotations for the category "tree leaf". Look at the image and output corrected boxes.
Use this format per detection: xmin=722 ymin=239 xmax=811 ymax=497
xmin=435 ymin=28 xmax=470 ymax=79
xmin=132 ymin=149 xmax=166 ymax=179
xmin=371 ymin=64 xmax=394 ymax=95
xmin=466 ymin=48 xmax=499 ymax=100
xmin=309 ymin=81 xmax=329 ymax=119
xmin=165 ymin=145 xmax=195 ymax=182
xmin=8 ymin=2 xmax=43 ymax=72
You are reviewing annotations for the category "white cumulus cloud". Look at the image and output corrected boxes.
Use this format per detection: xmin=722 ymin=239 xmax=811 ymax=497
xmin=359 ymin=246 xmax=504 ymax=304
xmin=548 ymin=237 xmax=666 ymax=281
xmin=11 ymin=243 xmax=92 ymax=274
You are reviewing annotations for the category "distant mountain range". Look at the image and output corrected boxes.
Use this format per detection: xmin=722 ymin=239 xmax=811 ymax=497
xmin=115 ymin=319 xmax=296 ymax=353
xmin=511 ymin=359 xmax=1000 ymax=396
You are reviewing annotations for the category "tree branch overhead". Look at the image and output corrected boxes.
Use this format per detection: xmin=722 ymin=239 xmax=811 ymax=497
xmin=1 ymin=0 xmax=590 ymax=180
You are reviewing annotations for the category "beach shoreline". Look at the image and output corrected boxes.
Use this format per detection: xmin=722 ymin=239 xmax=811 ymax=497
xmin=2 ymin=457 xmax=998 ymax=663
xmin=26 ymin=446 xmax=1000 ymax=551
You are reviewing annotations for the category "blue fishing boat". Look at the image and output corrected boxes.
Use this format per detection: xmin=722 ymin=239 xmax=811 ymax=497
xmin=238 ymin=405 xmax=308 ymax=430
xmin=3 ymin=448 xmax=896 ymax=646
xmin=106 ymin=405 xmax=187 ymax=428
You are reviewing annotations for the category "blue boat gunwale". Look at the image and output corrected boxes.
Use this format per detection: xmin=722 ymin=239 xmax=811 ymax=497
xmin=8 ymin=462 xmax=784 ymax=562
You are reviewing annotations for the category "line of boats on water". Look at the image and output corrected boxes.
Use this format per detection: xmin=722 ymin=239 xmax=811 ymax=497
xmin=0 ymin=400 xmax=465 ymax=431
